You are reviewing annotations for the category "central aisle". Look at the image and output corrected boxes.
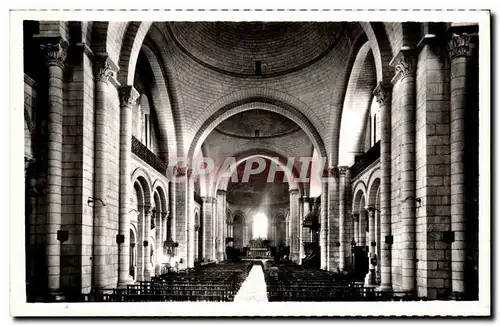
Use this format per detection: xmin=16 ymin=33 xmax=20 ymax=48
xmin=234 ymin=263 xmax=269 ymax=302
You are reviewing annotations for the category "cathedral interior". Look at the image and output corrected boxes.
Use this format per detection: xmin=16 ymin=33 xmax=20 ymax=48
xmin=22 ymin=20 xmax=480 ymax=302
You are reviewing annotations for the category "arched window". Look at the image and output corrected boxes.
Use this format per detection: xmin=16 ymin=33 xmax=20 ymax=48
xmin=252 ymin=212 xmax=268 ymax=239
xmin=370 ymin=97 xmax=381 ymax=147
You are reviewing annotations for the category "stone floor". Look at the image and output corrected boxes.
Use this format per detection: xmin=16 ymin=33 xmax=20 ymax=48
xmin=234 ymin=264 xmax=269 ymax=302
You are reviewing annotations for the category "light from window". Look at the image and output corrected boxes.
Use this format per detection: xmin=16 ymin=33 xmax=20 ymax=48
xmin=252 ymin=212 xmax=268 ymax=239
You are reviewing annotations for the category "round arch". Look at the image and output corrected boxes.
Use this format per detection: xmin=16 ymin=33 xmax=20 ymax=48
xmin=352 ymin=180 xmax=368 ymax=199
xmin=188 ymin=94 xmax=328 ymax=160
xmin=367 ymin=176 xmax=381 ymax=208
xmin=138 ymin=43 xmax=177 ymax=159
xmin=352 ymin=185 xmax=367 ymax=214
xmin=213 ymin=153 xmax=299 ymax=199
xmin=338 ymin=41 xmax=377 ymax=166
xmin=117 ymin=22 xmax=153 ymax=85
xmin=91 ymin=22 xmax=128 ymax=65
xmin=359 ymin=22 xmax=394 ymax=84
xmin=131 ymin=167 xmax=153 ymax=205
xmin=152 ymin=179 xmax=168 ymax=213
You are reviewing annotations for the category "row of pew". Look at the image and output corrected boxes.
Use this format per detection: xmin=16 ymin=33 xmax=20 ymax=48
xmin=263 ymin=261 xmax=425 ymax=301
xmin=80 ymin=261 xmax=254 ymax=302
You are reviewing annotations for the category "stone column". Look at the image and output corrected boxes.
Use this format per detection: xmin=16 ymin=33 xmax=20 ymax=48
xmin=298 ymin=197 xmax=304 ymax=262
xmin=373 ymin=82 xmax=393 ymax=292
xmin=365 ymin=206 xmax=377 ymax=286
xmin=448 ymin=31 xmax=478 ymax=294
xmin=155 ymin=208 xmax=163 ymax=275
xmin=289 ymin=189 xmax=300 ymax=263
xmin=302 ymin=198 xmax=311 ymax=242
xmin=216 ymin=190 xmax=226 ymax=261
xmin=186 ymin=173 xmax=195 ymax=268
xmin=117 ymin=86 xmax=139 ymax=288
xmin=353 ymin=213 xmax=360 ymax=245
xmin=243 ymin=220 xmax=248 ymax=248
xmin=143 ymin=205 xmax=153 ymax=280
xmin=338 ymin=166 xmax=350 ymax=271
xmin=162 ymin=211 xmax=168 ymax=267
xmin=327 ymin=167 xmax=339 ymax=271
xmin=285 ymin=215 xmax=290 ymax=247
xmin=202 ymin=197 xmax=214 ymax=261
xmin=391 ymin=49 xmax=417 ymax=292
xmin=375 ymin=209 xmax=381 ymax=284
xmin=40 ymin=38 xmax=67 ymax=298
xmin=359 ymin=209 xmax=367 ymax=248
xmin=92 ymin=54 xmax=117 ymax=290
xmin=211 ymin=197 xmax=217 ymax=261
xmin=136 ymin=205 xmax=145 ymax=281
xmin=173 ymin=165 xmax=188 ymax=269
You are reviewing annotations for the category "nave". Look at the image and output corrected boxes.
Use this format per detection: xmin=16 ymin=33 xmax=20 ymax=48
xmin=75 ymin=259 xmax=455 ymax=302
xmin=21 ymin=19 xmax=482 ymax=304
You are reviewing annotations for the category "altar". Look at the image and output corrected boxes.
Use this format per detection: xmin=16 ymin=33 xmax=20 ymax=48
xmin=246 ymin=238 xmax=271 ymax=258
xmin=247 ymin=247 xmax=271 ymax=258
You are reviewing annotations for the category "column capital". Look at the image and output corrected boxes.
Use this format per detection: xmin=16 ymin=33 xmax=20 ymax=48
xmin=365 ymin=206 xmax=376 ymax=214
xmin=93 ymin=53 xmax=119 ymax=84
xmin=352 ymin=213 xmax=360 ymax=221
xmin=373 ymin=82 xmax=392 ymax=106
xmin=142 ymin=204 xmax=152 ymax=216
xmin=216 ymin=189 xmax=226 ymax=196
xmin=40 ymin=38 xmax=68 ymax=69
xmin=338 ymin=166 xmax=349 ymax=176
xmin=173 ymin=164 xmax=193 ymax=178
xmin=202 ymin=196 xmax=217 ymax=204
xmin=328 ymin=166 xmax=339 ymax=179
xmin=161 ymin=211 xmax=169 ymax=218
xmin=289 ymin=189 xmax=300 ymax=196
xmin=448 ymin=33 xmax=477 ymax=60
xmin=119 ymin=85 xmax=140 ymax=107
xmin=390 ymin=48 xmax=417 ymax=84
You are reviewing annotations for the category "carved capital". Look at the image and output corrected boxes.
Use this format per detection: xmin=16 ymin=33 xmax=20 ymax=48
xmin=161 ymin=211 xmax=169 ymax=218
xmin=328 ymin=167 xmax=339 ymax=178
xmin=173 ymin=164 xmax=193 ymax=179
xmin=93 ymin=54 xmax=117 ymax=84
xmin=373 ymin=82 xmax=392 ymax=106
xmin=352 ymin=213 xmax=360 ymax=222
xmin=40 ymin=38 xmax=68 ymax=69
xmin=289 ymin=189 xmax=300 ymax=196
xmin=202 ymin=196 xmax=215 ymax=204
xmin=365 ymin=206 xmax=376 ymax=216
xmin=338 ymin=166 xmax=349 ymax=176
xmin=390 ymin=49 xmax=417 ymax=83
xmin=216 ymin=189 xmax=226 ymax=196
xmin=119 ymin=86 xmax=140 ymax=107
xmin=448 ymin=33 xmax=474 ymax=60
xmin=143 ymin=204 xmax=152 ymax=216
